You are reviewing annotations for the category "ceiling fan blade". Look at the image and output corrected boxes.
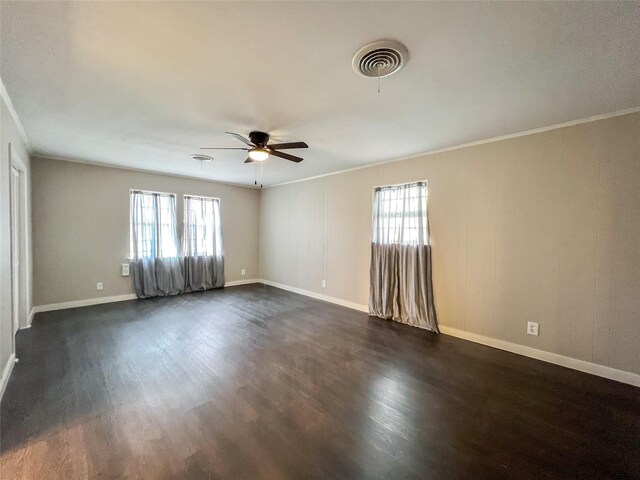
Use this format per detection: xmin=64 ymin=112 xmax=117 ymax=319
xmin=270 ymin=150 xmax=304 ymax=163
xmin=200 ymin=147 xmax=249 ymax=150
xmin=226 ymin=132 xmax=255 ymax=146
xmin=244 ymin=157 xmax=255 ymax=163
xmin=267 ymin=141 xmax=308 ymax=150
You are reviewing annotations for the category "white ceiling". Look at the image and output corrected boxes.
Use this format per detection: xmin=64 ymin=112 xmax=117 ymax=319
xmin=2 ymin=2 xmax=638 ymax=187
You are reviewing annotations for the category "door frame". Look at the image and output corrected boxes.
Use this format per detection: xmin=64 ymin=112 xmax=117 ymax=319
xmin=9 ymin=144 xmax=31 ymax=344
xmin=10 ymin=166 xmax=20 ymax=348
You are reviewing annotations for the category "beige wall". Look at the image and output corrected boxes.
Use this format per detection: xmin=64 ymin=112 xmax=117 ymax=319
xmin=1 ymin=96 xmax=32 ymax=377
xmin=32 ymin=158 xmax=260 ymax=306
xmin=260 ymin=112 xmax=640 ymax=375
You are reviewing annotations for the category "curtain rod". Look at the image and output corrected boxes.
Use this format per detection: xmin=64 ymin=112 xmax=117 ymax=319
xmin=374 ymin=180 xmax=427 ymax=191
xmin=130 ymin=189 xmax=175 ymax=197
xmin=184 ymin=194 xmax=220 ymax=201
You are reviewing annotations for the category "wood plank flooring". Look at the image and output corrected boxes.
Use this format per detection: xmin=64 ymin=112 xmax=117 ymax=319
xmin=1 ymin=284 xmax=639 ymax=479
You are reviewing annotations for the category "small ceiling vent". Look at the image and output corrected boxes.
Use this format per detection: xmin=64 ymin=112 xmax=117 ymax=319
xmin=352 ymin=40 xmax=409 ymax=78
xmin=190 ymin=154 xmax=214 ymax=163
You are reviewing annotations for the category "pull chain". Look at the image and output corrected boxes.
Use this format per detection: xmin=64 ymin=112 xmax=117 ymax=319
xmin=254 ymin=163 xmax=257 ymax=186
xmin=377 ymin=65 xmax=381 ymax=94
xmin=260 ymin=160 xmax=263 ymax=189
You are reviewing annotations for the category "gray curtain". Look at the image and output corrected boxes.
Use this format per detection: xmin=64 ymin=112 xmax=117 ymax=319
xmin=369 ymin=182 xmax=439 ymax=332
xmin=132 ymin=257 xmax=184 ymax=298
xmin=130 ymin=191 xmax=184 ymax=298
xmin=182 ymin=196 xmax=224 ymax=291
xmin=183 ymin=256 xmax=224 ymax=291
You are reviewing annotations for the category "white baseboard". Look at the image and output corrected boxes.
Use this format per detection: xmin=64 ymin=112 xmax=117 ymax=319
xmin=33 ymin=294 xmax=138 ymax=314
xmin=31 ymin=282 xmax=261 ymax=315
xmin=260 ymin=278 xmax=640 ymax=387
xmin=225 ymin=279 xmax=261 ymax=287
xmin=0 ymin=353 xmax=16 ymax=402
xmin=30 ymin=281 xmax=261 ymax=316
xmin=260 ymin=279 xmax=369 ymax=313
xmin=438 ymin=326 xmax=640 ymax=387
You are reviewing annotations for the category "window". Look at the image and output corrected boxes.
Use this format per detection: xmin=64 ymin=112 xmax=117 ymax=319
xmin=371 ymin=181 xmax=428 ymax=245
xmin=182 ymin=195 xmax=223 ymax=257
xmin=130 ymin=190 xmax=179 ymax=259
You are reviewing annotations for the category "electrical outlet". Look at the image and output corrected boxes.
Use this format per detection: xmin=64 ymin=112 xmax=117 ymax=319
xmin=96 ymin=282 xmax=104 ymax=291
xmin=321 ymin=280 xmax=326 ymax=288
xmin=527 ymin=321 xmax=539 ymax=336
xmin=122 ymin=263 xmax=130 ymax=277
xmin=241 ymin=268 xmax=246 ymax=276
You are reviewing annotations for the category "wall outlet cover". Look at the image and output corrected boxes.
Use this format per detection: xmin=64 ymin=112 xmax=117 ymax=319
xmin=122 ymin=263 xmax=130 ymax=277
xmin=96 ymin=282 xmax=104 ymax=291
xmin=321 ymin=280 xmax=327 ymax=288
xmin=241 ymin=269 xmax=246 ymax=276
xmin=527 ymin=321 xmax=539 ymax=336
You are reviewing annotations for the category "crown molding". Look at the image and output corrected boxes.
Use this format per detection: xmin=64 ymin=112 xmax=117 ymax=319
xmin=268 ymin=106 xmax=640 ymax=188
xmin=0 ymin=77 xmax=31 ymax=153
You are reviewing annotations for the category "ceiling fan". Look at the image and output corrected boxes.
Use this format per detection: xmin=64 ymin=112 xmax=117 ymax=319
xmin=201 ymin=131 xmax=308 ymax=163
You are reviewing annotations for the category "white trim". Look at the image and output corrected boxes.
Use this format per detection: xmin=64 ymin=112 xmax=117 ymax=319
xmin=439 ymin=326 xmax=640 ymax=387
xmin=33 ymin=294 xmax=138 ymax=314
xmin=261 ymin=279 xmax=369 ymax=313
xmin=0 ymin=77 xmax=31 ymax=152
xmin=225 ymin=279 xmax=261 ymax=287
xmin=268 ymin=107 xmax=640 ymax=188
xmin=0 ymin=353 xmax=17 ymax=402
xmin=30 ymin=283 xmax=263 ymax=313
xmin=31 ymin=282 xmax=263 ymax=314
xmin=259 ymin=279 xmax=640 ymax=387
xmin=23 ymin=307 xmax=35 ymax=329
xmin=10 ymin=146 xmax=33 ymax=331
xmin=19 ymin=307 xmax=35 ymax=329
xmin=9 ymin=165 xmax=20 ymax=355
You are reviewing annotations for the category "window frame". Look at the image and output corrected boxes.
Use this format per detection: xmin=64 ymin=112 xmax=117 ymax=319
xmin=371 ymin=180 xmax=429 ymax=246
xmin=182 ymin=194 xmax=223 ymax=257
xmin=129 ymin=189 xmax=178 ymax=260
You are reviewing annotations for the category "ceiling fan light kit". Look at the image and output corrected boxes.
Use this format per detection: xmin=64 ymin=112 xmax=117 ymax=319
xmin=248 ymin=147 xmax=270 ymax=162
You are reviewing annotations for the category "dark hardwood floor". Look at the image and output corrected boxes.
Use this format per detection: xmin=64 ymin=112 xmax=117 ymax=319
xmin=1 ymin=284 xmax=638 ymax=479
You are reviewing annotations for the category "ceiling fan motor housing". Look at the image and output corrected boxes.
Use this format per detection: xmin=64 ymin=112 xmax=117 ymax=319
xmin=249 ymin=131 xmax=270 ymax=147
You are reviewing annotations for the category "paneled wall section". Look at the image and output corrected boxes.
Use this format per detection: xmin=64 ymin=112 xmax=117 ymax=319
xmin=260 ymin=112 xmax=640 ymax=374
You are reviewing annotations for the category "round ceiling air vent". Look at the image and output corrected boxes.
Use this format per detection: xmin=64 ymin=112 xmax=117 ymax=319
xmin=352 ymin=40 xmax=409 ymax=78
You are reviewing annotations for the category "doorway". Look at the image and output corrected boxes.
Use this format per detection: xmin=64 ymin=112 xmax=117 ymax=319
xmin=10 ymin=165 xmax=21 ymax=351
xmin=9 ymin=145 xmax=31 ymax=356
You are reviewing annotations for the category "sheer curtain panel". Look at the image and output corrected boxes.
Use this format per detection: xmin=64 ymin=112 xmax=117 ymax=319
xmin=130 ymin=191 xmax=184 ymax=298
xmin=182 ymin=195 xmax=224 ymax=291
xmin=369 ymin=182 xmax=439 ymax=332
